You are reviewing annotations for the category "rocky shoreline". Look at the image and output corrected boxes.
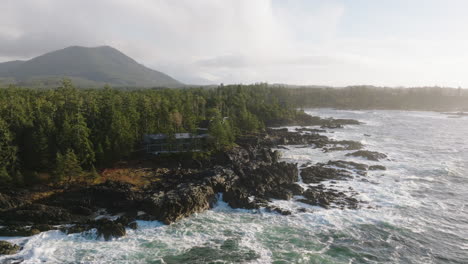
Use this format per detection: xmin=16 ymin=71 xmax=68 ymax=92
xmin=0 ymin=116 xmax=388 ymax=258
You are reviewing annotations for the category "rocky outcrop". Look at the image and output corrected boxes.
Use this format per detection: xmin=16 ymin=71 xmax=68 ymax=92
xmin=43 ymin=181 xmax=143 ymax=215
xmin=369 ymin=165 xmax=386 ymax=170
xmin=0 ymin=226 xmax=41 ymax=237
xmin=61 ymin=217 xmax=130 ymax=240
xmin=323 ymin=140 xmax=364 ymax=152
xmin=265 ymin=113 xmax=361 ymax=127
xmin=143 ymin=184 xmax=217 ymax=224
xmin=0 ymin=241 xmax=20 ymax=255
xmin=298 ymin=186 xmax=360 ymax=209
xmin=0 ymin=204 xmax=72 ymax=225
xmin=295 ymin=127 xmax=326 ymax=133
xmin=263 ymin=128 xmax=330 ymax=147
xmin=346 ymin=150 xmax=387 ymax=161
xmin=326 ymin=160 xmax=369 ymax=172
xmin=0 ymin=193 xmax=24 ymax=211
xmin=301 ymin=165 xmax=351 ymax=184
xmin=95 ymin=219 xmax=126 ymax=240
xmin=219 ymin=144 xmax=299 ymax=209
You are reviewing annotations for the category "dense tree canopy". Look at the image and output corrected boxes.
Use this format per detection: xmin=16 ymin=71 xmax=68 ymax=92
xmin=0 ymin=82 xmax=296 ymax=185
xmin=271 ymin=85 xmax=468 ymax=111
xmin=2 ymin=81 xmax=465 ymax=186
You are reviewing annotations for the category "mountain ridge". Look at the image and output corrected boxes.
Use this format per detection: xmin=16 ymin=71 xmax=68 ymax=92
xmin=0 ymin=46 xmax=182 ymax=88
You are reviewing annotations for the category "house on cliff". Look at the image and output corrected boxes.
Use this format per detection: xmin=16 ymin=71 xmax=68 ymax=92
xmin=143 ymin=119 xmax=211 ymax=154
xmin=143 ymin=132 xmax=210 ymax=154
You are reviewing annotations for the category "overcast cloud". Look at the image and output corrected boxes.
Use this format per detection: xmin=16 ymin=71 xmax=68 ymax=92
xmin=2 ymin=0 xmax=468 ymax=86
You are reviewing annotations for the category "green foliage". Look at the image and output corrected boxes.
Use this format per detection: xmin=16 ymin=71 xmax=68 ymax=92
xmin=0 ymin=117 xmax=18 ymax=186
xmin=0 ymin=81 xmax=299 ymax=185
xmin=271 ymin=85 xmax=468 ymax=111
xmin=207 ymin=109 xmax=234 ymax=150
xmin=53 ymin=149 xmax=83 ymax=182
xmin=0 ymin=167 xmax=12 ymax=186
xmin=86 ymin=166 xmax=100 ymax=181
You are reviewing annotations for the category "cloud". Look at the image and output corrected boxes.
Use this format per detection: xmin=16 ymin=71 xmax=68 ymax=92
xmin=1 ymin=0 xmax=468 ymax=86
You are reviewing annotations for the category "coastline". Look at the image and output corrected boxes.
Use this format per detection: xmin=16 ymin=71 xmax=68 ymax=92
xmin=0 ymin=114 xmax=388 ymax=259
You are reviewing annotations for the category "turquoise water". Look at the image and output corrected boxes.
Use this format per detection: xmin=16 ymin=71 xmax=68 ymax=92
xmin=2 ymin=109 xmax=467 ymax=263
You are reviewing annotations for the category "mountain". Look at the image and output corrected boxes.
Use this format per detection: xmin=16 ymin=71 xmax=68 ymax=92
xmin=0 ymin=46 xmax=182 ymax=88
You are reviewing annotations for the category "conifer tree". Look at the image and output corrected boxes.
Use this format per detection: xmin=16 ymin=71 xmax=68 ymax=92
xmin=54 ymin=149 xmax=82 ymax=182
xmin=0 ymin=117 xmax=17 ymax=185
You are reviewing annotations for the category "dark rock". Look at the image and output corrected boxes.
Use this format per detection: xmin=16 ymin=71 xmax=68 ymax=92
xmin=321 ymin=123 xmax=343 ymax=129
xmin=323 ymin=140 xmax=363 ymax=152
xmin=128 ymin=222 xmax=138 ymax=230
xmin=0 ymin=193 xmax=25 ymax=211
xmin=31 ymin=224 xmax=54 ymax=232
xmin=143 ymin=184 xmax=216 ymax=224
xmin=223 ymin=188 xmax=257 ymax=209
xmin=238 ymin=162 xmax=298 ymax=195
xmin=299 ymin=186 xmax=360 ymax=210
xmin=0 ymin=226 xmax=40 ymax=237
xmin=226 ymin=161 xmax=299 ymax=206
xmin=0 ymin=204 xmax=72 ymax=225
xmin=296 ymin=208 xmax=313 ymax=213
xmin=369 ymin=165 xmax=387 ymax=170
xmin=265 ymin=206 xmax=292 ymax=215
xmin=319 ymin=118 xmax=362 ymax=129
xmin=0 ymin=241 xmax=20 ymax=255
xmin=70 ymin=206 xmax=93 ymax=216
xmin=295 ymin=127 xmax=326 ymax=133
xmin=285 ymin=183 xmax=304 ymax=195
xmin=43 ymin=181 xmax=142 ymax=215
xmin=61 ymin=224 xmax=91 ymax=235
xmin=61 ymin=217 xmax=134 ymax=237
xmin=346 ymin=150 xmax=387 ymax=161
xmin=326 ymin=160 xmax=368 ymax=171
xmin=267 ymin=188 xmax=293 ymax=200
xmin=95 ymin=219 xmax=126 ymax=240
xmin=263 ymin=128 xmax=330 ymax=147
xmin=300 ymin=165 xmax=351 ymax=184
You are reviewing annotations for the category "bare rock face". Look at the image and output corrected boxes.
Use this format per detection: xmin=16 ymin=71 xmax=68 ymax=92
xmin=0 ymin=240 xmax=20 ymax=255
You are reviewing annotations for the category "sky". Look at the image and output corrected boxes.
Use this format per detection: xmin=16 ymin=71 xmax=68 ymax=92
xmin=1 ymin=0 xmax=468 ymax=87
